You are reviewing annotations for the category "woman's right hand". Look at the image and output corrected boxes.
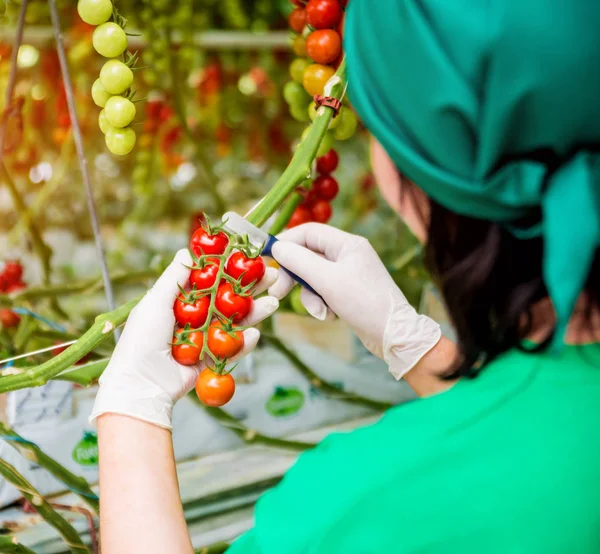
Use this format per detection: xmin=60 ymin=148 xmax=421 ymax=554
xmin=269 ymin=223 xmax=442 ymax=380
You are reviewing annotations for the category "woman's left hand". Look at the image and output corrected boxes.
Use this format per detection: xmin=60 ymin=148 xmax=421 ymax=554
xmin=90 ymin=249 xmax=279 ymax=430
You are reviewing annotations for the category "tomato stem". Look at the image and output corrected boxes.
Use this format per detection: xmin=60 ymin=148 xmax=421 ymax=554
xmin=246 ymin=58 xmax=347 ymax=228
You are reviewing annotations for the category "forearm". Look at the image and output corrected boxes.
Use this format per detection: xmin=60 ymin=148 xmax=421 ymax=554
xmin=403 ymin=335 xmax=458 ymax=397
xmin=98 ymin=414 xmax=193 ymax=554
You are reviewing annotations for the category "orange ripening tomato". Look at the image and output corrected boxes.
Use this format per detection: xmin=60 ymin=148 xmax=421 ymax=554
xmin=195 ymin=369 xmax=235 ymax=407
xmin=288 ymin=7 xmax=307 ymax=33
xmin=207 ymin=321 xmax=244 ymax=359
xmin=302 ymin=64 xmax=335 ymax=96
xmin=171 ymin=328 xmax=204 ymax=366
xmin=306 ymin=30 xmax=342 ymax=65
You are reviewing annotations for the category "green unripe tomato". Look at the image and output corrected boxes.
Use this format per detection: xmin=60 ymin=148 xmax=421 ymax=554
xmin=77 ymin=0 xmax=112 ymax=25
xmin=299 ymin=126 xmax=333 ymax=156
xmin=289 ymin=58 xmax=311 ymax=84
xmin=104 ymin=96 xmax=136 ymax=128
xmin=316 ymin=131 xmax=334 ymax=157
xmin=92 ymin=22 xmax=127 ymax=58
xmin=98 ymin=109 xmax=113 ymax=134
xmin=99 ymin=59 xmax=133 ymax=95
xmin=105 ymin=126 xmax=136 ymax=155
xmin=283 ymin=80 xmax=308 ymax=106
xmin=290 ymin=286 xmax=309 ymax=316
xmin=91 ymin=78 xmax=111 ymax=108
xmin=333 ymin=107 xmax=358 ymax=141
xmin=290 ymin=102 xmax=310 ymax=122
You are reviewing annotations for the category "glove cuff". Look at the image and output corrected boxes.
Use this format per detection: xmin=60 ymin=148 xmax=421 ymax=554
xmin=383 ymin=299 xmax=442 ymax=380
xmin=89 ymin=373 xmax=174 ymax=431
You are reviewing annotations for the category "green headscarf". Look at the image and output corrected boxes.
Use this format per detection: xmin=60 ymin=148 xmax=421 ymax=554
xmin=344 ymin=0 xmax=600 ymax=347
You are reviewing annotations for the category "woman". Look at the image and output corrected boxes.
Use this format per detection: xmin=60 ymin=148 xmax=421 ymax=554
xmin=92 ymin=0 xmax=600 ymax=552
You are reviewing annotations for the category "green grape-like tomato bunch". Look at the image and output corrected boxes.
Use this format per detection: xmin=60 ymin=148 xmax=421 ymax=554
xmin=171 ymin=218 xmax=267 ymax=407
xmin=78 ymin=0 xmax=138 ymax=156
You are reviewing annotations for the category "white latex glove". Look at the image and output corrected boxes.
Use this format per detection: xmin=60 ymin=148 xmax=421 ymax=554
xmin=90 ymin=249 xmax=279 ymax=430
xmin=269 ymin=224 xmax=441 ymax=379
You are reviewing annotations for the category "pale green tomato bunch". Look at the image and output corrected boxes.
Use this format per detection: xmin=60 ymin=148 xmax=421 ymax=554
xmin=78 ymin=0 xmax=138 ymax=156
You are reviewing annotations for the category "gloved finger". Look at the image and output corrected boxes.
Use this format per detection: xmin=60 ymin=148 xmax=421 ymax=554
xmin=270 ymin=240 xmax=331 ymax=291
xmin=145 ymin=249 xmax=193 ymax=316
xmin=226 ymin=327 xmax=261 ymax=363
xmin=252 ymin=267 xmax=278 ymax=295
xmin=240 ymin=296 xmax=279 ymax=326
xmin=300 ymin=286 xmax=329 ymax=321
xmin=277 ymin=223 xmax=364 ymax=262
xmin=177 ymin=363 xmax=202 ymax=393
xmin=268 ymin=267 xmax=295 ymax=300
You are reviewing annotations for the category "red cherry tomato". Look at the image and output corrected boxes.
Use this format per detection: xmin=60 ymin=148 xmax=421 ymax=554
xmin=207 ymin=321 xmax=244 ymax=359
xmin=0 ymin=308 xmax=20 ymax=328
xmin=5 ymin=282 xmax=26 ymax=293
xmin=174 ymin=293 xmax=210 ymax=328
xmin=361 ymin=173 xmax=376 ymax=190
xmin=189 ymin=257 xmax=221 ymax=290
xmin=305 ymin=0 xmax=342 ymax=29
xmin=316 ymin=149 xmax=339 ymax=175
xmin=189 ymin=227 xmax=229 ymax=256
xmin=172 ymin=328 xmax=204 ymax=366
xmin=288 ymin=7 xmax=307 ymax=33
xmin=215 ymin=283 xmax=253 ymax=323
xmin=146 ymin=100 xmax=163 ymax=120
xmin=306 ymin=29 xmax=342 ymax=65
xmin=189 ymin=212 xmax=207 ymax=236
xmin=2 ymin=261 xmax=23 ymax=285
xmin=225 ymin=252 xmax=266 ymax=287
xmin=310 ymin=199 xmax=333 ymax=223
xmin=302 ymin=189 xmax=320 ymax=209
xmin=288 ymin=206 xmax=312 ymax=228
xmin=312 ymin=175 xmax=339 ymax=201
xmin=195 ymin=368 xmax=235 ymax=407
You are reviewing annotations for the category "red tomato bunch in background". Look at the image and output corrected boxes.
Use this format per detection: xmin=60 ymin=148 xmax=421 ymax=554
xmin=0 ymin=261 xmax=26 ymax=329
xmin=170 ymin=218 xmax=266 ymax=407
xmin=288 ymin=148 xmax=340 ymax=227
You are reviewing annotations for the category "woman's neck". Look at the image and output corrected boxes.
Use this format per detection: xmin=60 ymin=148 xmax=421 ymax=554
xmin=526 ymin=294 xmax=600 ymax=345
xmin=404 ymin=294 xmax=599 ymax=398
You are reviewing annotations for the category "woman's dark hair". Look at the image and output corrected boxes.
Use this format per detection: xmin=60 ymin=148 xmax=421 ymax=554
xmin=402 ymin=178 xmax=600 ymax=379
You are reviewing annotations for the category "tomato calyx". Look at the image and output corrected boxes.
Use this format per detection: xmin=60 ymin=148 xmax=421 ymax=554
xmin=200 ymin=213 xmax=230 ymax=239
xmin=176 ymin=284 xmax=206 ymax=305
xmin=171 ymin=324 xmax=202 ymax=348
xmin=221 ymin=278 xmax=254 ymax=298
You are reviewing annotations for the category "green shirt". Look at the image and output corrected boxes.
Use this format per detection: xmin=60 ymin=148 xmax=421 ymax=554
xmin=228 ymin=344 xmax=600 ymax=553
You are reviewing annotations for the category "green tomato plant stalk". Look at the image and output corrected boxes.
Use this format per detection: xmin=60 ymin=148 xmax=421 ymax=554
xmin=0 ymin=423 xmax=99 ymax=512
xmin=0 ymin=457 xmax=89 ymax=554
xmin=0 ymin=536 xmax=37 ymax=554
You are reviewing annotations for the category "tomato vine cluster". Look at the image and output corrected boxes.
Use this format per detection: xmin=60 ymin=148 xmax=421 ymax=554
xmin=289 ymin=148 xmax=340 ymax=227
xmin=0 ymin=261 xmax=25 ymax=329
xmin=284 ymin=0 xmax=357 ymax=135
xmin=78 ymin=0 xmax=138 ymax=155
xmin=171 ymin=218 xmax=266 ymax=407
xmin=283 ymin=0 xmax=357 ymax=227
